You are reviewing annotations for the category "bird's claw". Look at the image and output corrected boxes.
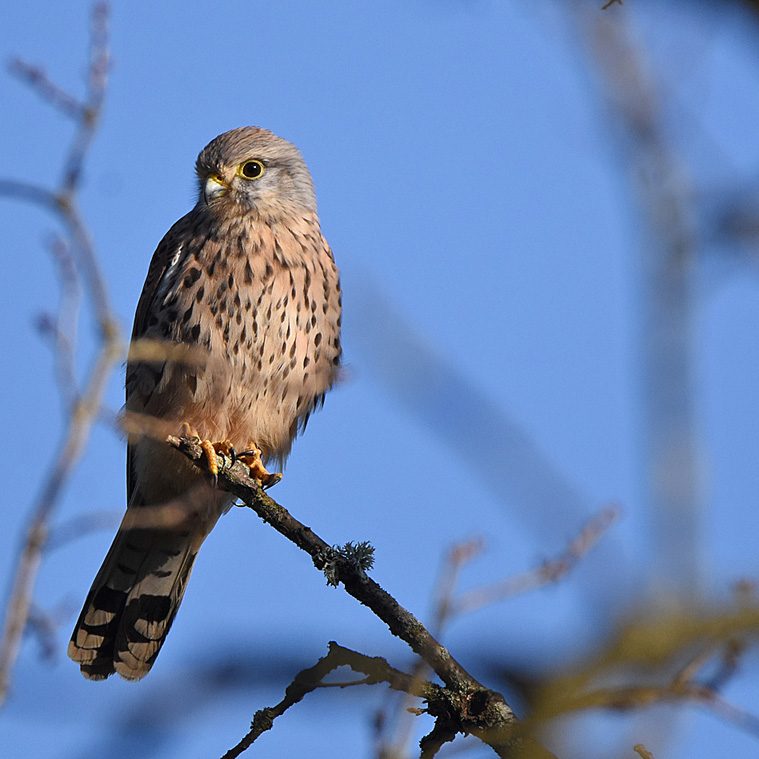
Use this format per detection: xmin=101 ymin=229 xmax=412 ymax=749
xmin=237 ymin=446 xmax=282 ymax=489
xmin=179 ymin=426 xmax=278 ymax=489
xmin=198 ymin=439 xmax=235 ymax=487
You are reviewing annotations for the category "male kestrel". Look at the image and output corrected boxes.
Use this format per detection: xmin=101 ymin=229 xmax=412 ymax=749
xmin=68 ymin=127 xmax=342 ymax=680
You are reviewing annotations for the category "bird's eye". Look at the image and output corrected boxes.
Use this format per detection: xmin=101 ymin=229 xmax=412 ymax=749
xmin=238 ymin=160 xmax=265 ymax=180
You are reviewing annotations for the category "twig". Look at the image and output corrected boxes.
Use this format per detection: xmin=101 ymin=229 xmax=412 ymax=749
xmin=0 ymin=341 xmax=121 ymax=703
xmin=169 ymin=437 xmax=489 ymax=696
xmin=523 ymin=600 xmax=759 ymax=746
xmin=221 ymin=642 xmax=436 ymax=759
xmin=419 ymin=720 xmax=457 ymax=759
xmin=434 ymin=539 xmax=485 ymax=628
xmin=382 ymin=539 xmax=485 ymax=757
xmin=0 ymin=2 xmax=121 ymax=706
xmin=573 ymin=0 xmax=703 ymax=595
xmin=26 ymin=604 xmax=62 ymax=661
xmin=453 ymin=507 xmax=620 ymax=615
xmin=191 ymin=444 xmax=470 ymax=678
xmin=1 ymin=3 xmax=114 ymax=336
xmin=8 ymin=58 xmax=86 ymax=119
xmin=36 ymin=235 xmax=82 ymax=410
xmin=556 ymin=680 xmax=759 ymax=741
xmin=381 ymin=509 xmax=617 ymax=756
xmin=169 ymin=436 xmax=556 ymax=759
xmin=45 ymin=510 xmax=119 ymax=551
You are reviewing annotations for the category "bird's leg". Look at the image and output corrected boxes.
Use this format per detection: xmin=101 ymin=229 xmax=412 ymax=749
xmin=178 ymin=423 xmax=233 ymax=484
xmin=236 ymin=443 xmax=282 ymax=489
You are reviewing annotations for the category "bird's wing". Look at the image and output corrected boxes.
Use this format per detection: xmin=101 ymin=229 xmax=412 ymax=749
xmin=125 ymin=213 xmax=193 ymax=504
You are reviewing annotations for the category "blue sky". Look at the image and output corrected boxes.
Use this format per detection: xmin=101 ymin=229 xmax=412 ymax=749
xmin=2 ymin=2 xmax=759 ymax=757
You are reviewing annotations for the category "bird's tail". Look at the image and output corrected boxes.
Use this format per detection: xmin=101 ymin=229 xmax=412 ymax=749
xmin=67 ymin=514 xmax=206 ymax=680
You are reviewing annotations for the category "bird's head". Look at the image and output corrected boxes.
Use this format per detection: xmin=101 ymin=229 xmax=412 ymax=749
xmin=195 ymin=126 xmax=317 ymax=220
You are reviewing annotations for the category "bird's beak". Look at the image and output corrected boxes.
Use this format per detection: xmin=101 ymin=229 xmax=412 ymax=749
xmin=204 ymin=174 xmax=228 ymax=204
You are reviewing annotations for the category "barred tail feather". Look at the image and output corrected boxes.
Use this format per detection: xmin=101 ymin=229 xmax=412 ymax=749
xmin=67 ymin=523 xmax=201 ymax=680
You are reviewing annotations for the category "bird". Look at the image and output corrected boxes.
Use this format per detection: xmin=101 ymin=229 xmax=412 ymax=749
xmin=68 ymin=126 xmax=342 ymax=680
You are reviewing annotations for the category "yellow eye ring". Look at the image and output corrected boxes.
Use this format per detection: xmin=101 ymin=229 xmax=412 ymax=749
xmin=237 ymin=160 xmax=266 ymax=180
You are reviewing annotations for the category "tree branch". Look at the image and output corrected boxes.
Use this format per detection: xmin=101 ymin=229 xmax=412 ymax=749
xmin=168 ymin=435 xmax=556 ymax=759
xmin=0 ymin=1 xmax=121 ymax=706
xmin=221 ymin=642 xmax=436 ymax=759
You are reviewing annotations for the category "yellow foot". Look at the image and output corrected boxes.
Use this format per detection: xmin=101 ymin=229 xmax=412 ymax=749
xmin=237 ymin=445 xmax=282 ymax=489
xmin=179 ymin=425 xmax=233 ymax=484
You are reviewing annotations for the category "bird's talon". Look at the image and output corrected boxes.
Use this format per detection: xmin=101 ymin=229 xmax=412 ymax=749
xmin=212 ymin=440 xmax=234 ymax=460
xmin=236 ymin=445 xmax=281 ymax=488
xmin=262 ymin=472 xmax=283 ymax=489
xmin=199 ymin=439 xmax=219 ymax=479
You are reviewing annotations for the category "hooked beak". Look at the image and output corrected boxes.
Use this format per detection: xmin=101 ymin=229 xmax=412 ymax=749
xmin=203 ymin=174 xmax=228 ymax=204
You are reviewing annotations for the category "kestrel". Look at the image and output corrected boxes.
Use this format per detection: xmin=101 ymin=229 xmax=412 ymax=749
xmin=68 ymin=127 xmax=342 ymax=680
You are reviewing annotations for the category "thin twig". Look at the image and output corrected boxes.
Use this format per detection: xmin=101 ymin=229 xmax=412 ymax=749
xmin=378 ymin=539 xmax=484 ymax=758
xmin=170 ymin=436 xmax=556 ymax=759
xmin=8 ymin=58 xmax=86 ymax=119
xmin=0 ymin=2 xmax=121 ymax=705
xmin=573 ymin=0 xmax=703 ymax=596
xmin=221 ymin=642 xmax=435 ymax=759
xmin=382 ymin=509 xmax=617 ymax=756
xmin=36 ymin=235 xmax=82 ymax=410
xmin=26 ymin=604 xmax=62 ymax=661
xmin=0 ymin=341 xmax=121 ymax=703
xmin=453 ymin=507 xmax=620 ymax=615
xmin=169 ymin=437 xmax=496 ymax=696
xmin=45 ymin=510 xmax=119 ymax=551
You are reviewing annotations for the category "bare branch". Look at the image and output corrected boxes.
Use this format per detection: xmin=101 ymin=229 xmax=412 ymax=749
xmin=0 ymin=338 xmax=121 ymax=703
xmin=0 ymin=1 xmax=121 ymax=705
xmin=169 ymin=436 xmax=496 ymax=696
xmin=45 ymin=510 xmax=119 ymax=551
xmin=169 ymin=435 xmax=557 ymax=759
xmin=221 ymin=642 xmax=436 ymax=759
xmin=572 ymin=0 xmax=704 ymax=595
xmin=61 ymin=1 xmax=109 ymax=196
xmin=8 ymin=58 xmax=85 ymax=120
xmin=521 ymin=601 xmax=759 ymax=745
xmin=35 ymin=235 xmax=83 ymax=410
xmin=453 ymin=507 xmax=620 ymax=615
xmin=0 ymin=3 xmax=115 ymax=338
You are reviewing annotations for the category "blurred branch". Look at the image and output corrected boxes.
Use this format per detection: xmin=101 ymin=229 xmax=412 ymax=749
xmin=572 ymin=0 xmax=704 ymax=594
xmin=379 ymin=507 xmax=618 ymax=757
xmin=739 ymin=0 xmax=759 ymax=19
xmin=221 ymin=642 xmax=436 ymax=759
xmin=0 ymin=2 xmax=123 ymax=706
xmin=352 ymin=282 xmax=595 ymax=545
xmin=35 ymin=236 xmax=82 ymax=411
xmin=169 ymin=435 xmax=556 ymax=759
xmin=8 ymin=58 xmax=86 ymax=120
xmin=526 ymin=601 xmax=759 ymax=740
xmin=26 ymin=603 xmax=66 ymax=661
xmin=1 ymin=6 xmax=113 ymax=334
xmin=452 ymin=506 xmax=620 ymax=616
xmin=45 ymin=510 xmax=119 ymax=551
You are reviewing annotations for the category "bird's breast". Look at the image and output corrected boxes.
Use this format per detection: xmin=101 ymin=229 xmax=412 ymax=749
xmin=133 ymin=212 xmax=341 ymax=462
